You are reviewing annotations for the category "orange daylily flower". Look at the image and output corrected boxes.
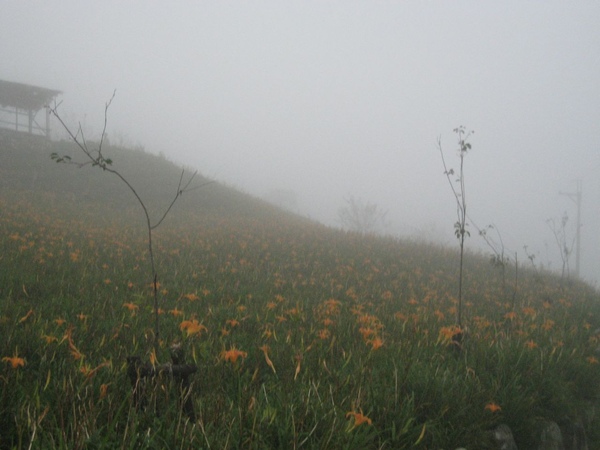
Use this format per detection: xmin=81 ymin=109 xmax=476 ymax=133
xmin=317 ymin=328 xmax=331 ymax=340
xmin=359 ymin=327 xmax=376 ymax=339
xmin=438 ymin=325 xmax=462 ymax=344
xmin=484 ymin=402 xmax=502 ymax=413
xmin=183 ymin=293 xmax=200 ymax=301
xmin=221 ymin=347 xmax=247 ymax=363
xmin=369 ymin=337 xmax=384 ymax=350
xmin=55 ymin=318 xmax=66 ymax=326
xmin=179 ymin=319 xmax=208 ymax=336
xmin=122 ymin=302 xmax=138 ymax=312
xmin=2 ymin=355 xmax=26 ymax=369
xmin=346 ymin=410 xmax=372 ymax=427
xmin=169 ymin=308 xmax=184 ymax=317
xmin=522 ymin=307 xmax=536 ymax=317
xmin=586 ymin=356 xmax=599 ymax=364
xmin=263 ymin=328 xmax=274 ymax=339
xmin=323 ymin=298 xmax=341 ymax=313
xmin=42 ymin=335 xmax=58 ymax=344
xmin=357 ymin=314 xmax=378 ymax=326
xmin=542 ymin=319 xmax=555 ymax=331
xmin=286 ymin=307 xmax=300 ymax=317
xmin=99 ymin=383 xmax=110 ymax=400
xmin=394 ymin=312 xmax=408 ymax=321
xmin=525 ymin=340 xmax=538 ymax=350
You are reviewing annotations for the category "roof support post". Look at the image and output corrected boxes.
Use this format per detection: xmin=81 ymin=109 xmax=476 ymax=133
xmin=45 ymin=106 xmax=51 ymax=138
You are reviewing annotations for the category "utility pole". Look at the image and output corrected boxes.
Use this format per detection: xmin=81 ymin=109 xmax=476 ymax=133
xmin=559 ymin=180 xmax=582 ymax=278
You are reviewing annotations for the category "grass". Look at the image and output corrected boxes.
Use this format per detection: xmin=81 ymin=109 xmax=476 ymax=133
xmin=1 ymin=131 xmax=600 ymax=448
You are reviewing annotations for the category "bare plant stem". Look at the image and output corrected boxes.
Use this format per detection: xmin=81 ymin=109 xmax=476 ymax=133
xmin=512 ymin=252 xmax=518 ymax=310
xmin=438 ymin=126 xmax=473 ymax=328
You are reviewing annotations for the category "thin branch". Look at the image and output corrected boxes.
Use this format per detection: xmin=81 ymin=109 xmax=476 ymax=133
xmin=98 ymin=90 xmax=116 ymax=157
xmin=185 ymin=180 xmax=215 ymax=193
xmin=437 ymin=137 xmax=461 ymax=206
xmin=151 ymin=169 xmax=199 ymax=230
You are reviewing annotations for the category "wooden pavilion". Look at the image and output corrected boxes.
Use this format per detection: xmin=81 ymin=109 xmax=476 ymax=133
xmin=0 ymin=79 xmax=61 ymax=138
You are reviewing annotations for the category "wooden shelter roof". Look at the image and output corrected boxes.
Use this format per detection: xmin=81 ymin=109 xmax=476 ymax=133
xmin=0 ymin=79 xmax=61 ymax=111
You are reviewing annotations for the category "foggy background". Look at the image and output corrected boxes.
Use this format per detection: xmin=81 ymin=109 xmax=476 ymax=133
xmin=2 ymin=2 xmax=599 ymax=284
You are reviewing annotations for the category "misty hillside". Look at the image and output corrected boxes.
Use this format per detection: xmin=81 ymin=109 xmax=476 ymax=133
xmin=0 ymin=128 xmax=591 ymax=294
xmin=0 ymin=126 xmax=592 ymax=304
xmin=0 ymin=129 xmax=301 ymax=223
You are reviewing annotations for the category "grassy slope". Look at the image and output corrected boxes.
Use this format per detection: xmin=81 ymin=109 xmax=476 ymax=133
xmin=1 ymin=131 xmax=600 ymax=449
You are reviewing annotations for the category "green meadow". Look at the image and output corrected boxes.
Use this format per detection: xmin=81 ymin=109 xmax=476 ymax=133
xmin=1 ymin=133 xmax=600 ymax=449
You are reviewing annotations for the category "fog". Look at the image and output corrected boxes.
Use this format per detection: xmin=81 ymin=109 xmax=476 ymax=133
xmin=2 ymin=2 xmax=599 ymax=284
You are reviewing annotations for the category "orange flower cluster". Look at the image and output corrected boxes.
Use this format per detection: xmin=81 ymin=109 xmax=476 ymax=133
xmin=314 ymin=298 xmax=343 ymax=341
xmin=354 ymin=310 xmax=385 ymax=350
xmin=438 ymin=325 xmax=463 ymax=345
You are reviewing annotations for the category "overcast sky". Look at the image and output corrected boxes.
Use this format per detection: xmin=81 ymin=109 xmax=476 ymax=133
xmin=2 ymin=1 xmax=599 ymax=283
